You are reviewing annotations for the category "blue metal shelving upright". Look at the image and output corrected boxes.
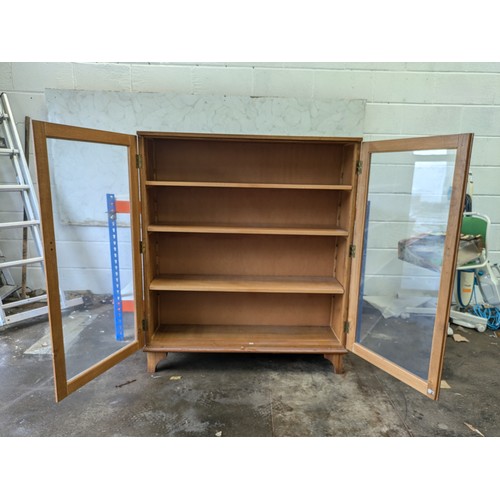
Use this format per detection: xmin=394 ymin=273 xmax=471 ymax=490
xmin=106 ymin=193 xmax=124 ymax=341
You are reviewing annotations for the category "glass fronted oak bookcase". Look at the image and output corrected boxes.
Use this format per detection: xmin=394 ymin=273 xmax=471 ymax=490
xmin=32 ymin=121 xmax=473 ymax=402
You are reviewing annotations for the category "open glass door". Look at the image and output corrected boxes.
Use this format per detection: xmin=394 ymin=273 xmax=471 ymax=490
xmin=33 ymin=121 xmax=144 ymax=402
xmin=347 ymin=134 xmax=473 ymax=400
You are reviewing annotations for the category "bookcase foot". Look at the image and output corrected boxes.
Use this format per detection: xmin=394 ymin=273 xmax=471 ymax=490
xmin=147 ymin=352 xmax=168 ymax=373
xmin=324 ymin=354 xmax=344 ymax=374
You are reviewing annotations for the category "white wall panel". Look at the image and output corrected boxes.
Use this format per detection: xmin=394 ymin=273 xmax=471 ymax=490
xmin=404 ymin=62 xmax=500 ymax=73
xmin=461 ymin=106 xmax=500 ymax=136
xmin=371 ymin=72 xmax=434 ymax=104
xmin=0 ymin=63 xmax=13 ymax=90
xmin=366 ymin=103 xmax=465 ymax=136
xmin=487 ymin=227 xmax=500 ymax=252
xmin=469 ymin=137 xmax=500 ymax=165
xmin=313 ymin=70 xmax=373 ymax=100
xmin=0 ymin=192 xmax=23 ymax=212
xmin=193 ymin=66 xmax=254 ymax=96
xmin=363 ymin=276 xmax=441 ymax=296
xmin=11 ymin=62 xmax=74 ymax=92
xmin=53 ymin=240 xmax=132 ymax=271
xmin=74 ymin=63 xmax=132 ymax=92
xmin=433 ymin=73 xmax=500 ymax=105
xmin=58 ymin=268 xmax=133 ymax=296
xmin=253 ymin=68 xmax=314 ymax=99
xmin=131 ymin=64 xmax=193 ymax=93
xmin=473 ymin=167 xmax=500 ymax=194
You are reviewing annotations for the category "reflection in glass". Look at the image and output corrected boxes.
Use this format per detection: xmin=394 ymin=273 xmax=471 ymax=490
xmin=47 ymin=139 xmax=134 ymax=379
xmin=356 ymin=149 xmax=457 ymax=379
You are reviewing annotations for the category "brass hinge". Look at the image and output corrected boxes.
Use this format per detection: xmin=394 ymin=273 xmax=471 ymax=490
xmin=356 ymin=160 xmax=363 ymax=174
xmin=139 ymin=240 xmax=145 ymax=254
xmin=344 ymin=321 xmax=350 ymax=334
xmin=349 ymin=244 xmax=356 ymax=258
xmin=136 ymin=154 xmax=142 ymax=169
xmin=142 ymin=318 xmax=148 ymax=331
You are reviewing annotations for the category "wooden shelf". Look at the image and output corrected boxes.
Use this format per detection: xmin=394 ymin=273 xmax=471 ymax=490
xmin=149 ymin=275 xmax=344 ymax=294
xmin=145 ymin=180 xmax=352 ymax=191
xmin=147 ymin=223 xmax=349 ymax=237
xmin=145 ymin=325 xmax=346 ymax=354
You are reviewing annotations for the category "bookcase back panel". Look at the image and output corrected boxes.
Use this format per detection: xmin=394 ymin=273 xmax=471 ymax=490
xmin=157 ymin=291 xmax=333 ymax=326
xmin=154 ymin=233 xmax=338 ymax=277
xmin=149 ymin=139 xmax=349 ymax=185
xmin=150 ymin=187 xmax=346 ymax=227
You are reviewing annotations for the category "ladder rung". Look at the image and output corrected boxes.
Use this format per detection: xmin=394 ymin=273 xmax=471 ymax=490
xmin=0 ymin=148 xmax=19 ymax=156
xmin=0 ymin=184 xmax=29 ymax=192
xmin=0 ymin=220 xmax=40 ymax=229
xmin=4 ymin=304 xmax=48 ymax=324
xmin=0 ymin=256 xmax=43 ymax=269
xmin=2 ymin=294 xmax=47 ymax=310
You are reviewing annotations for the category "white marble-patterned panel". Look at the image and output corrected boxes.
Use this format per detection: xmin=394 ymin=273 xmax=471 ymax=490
xmin=45 ymin=89 xmax=366 ymax=137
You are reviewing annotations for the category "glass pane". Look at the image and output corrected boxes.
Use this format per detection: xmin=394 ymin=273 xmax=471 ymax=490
xmin=356 ymin=148 xmax=457 ymax=379
xmin=47 ymin=138 xmax=135 ymax=380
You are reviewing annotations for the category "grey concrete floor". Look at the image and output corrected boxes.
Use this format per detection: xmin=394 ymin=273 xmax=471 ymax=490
xmin=0 ymin=309 xmax=499 ymax=437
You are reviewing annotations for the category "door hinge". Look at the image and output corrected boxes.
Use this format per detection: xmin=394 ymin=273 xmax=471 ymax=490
xmin=349 ymin=244 xmax=356 ymax=258
xmin=136 ymin=154 xmax=142 ymax=169
xmin=356 ymin=160 xmax=363 ymax=174
xmin=142 ymin=318 xmax=148 ymax=331
xmin=344 ymin=321 xmax=351 ymax=334
xmin=139 ymin=240 xmax=145 ymax=254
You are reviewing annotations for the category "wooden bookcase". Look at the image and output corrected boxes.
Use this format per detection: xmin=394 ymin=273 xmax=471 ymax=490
xmin=139 ymin=133 xmax=361 ymax=374
xmin=32 ymin=121 xmax=473 ymax=402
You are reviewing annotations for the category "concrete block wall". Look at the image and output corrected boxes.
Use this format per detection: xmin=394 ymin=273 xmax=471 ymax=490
xmin=1 ymin=62 xmax=499 ymax=295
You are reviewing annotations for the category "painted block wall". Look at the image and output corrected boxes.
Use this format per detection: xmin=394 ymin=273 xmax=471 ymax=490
xmin=1 ymin=62 xmax=499 ymax=297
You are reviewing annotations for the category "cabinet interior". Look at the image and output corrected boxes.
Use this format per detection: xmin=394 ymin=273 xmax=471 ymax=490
xmin=140 ymin=134 xmax=359 ymax=358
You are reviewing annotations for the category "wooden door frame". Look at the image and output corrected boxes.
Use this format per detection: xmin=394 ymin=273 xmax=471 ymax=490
xmin=32 ymin=120 xmax=144 ymax=402
xmin=347 ymin=134 xmax=473 ymax=399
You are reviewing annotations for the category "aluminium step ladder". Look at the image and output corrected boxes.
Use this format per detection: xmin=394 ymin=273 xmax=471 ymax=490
xmin=0 ymin=92 xmax=82 ymax=326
